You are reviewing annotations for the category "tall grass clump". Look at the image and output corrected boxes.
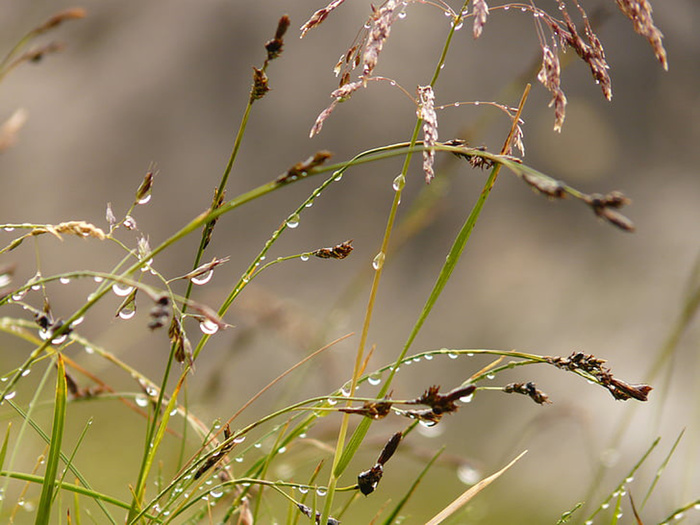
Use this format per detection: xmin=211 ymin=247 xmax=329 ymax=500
xmin=1 ymin=2 xmax=695 ymax=524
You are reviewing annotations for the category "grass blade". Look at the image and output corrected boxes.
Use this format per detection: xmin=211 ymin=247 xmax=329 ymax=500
xmin=35 ymin=354 xmax=68 ymax=525
xmin=425 ymin=450 xmax=527 ymax=525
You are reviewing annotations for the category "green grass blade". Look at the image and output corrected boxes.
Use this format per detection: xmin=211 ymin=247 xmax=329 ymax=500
xmin=0 ymin=422 xmax=11 ymax=472
xmin=380 ymin=448 xmax=444 ymax=525
xmin=35 ymin=354 xmax=68 ymax=525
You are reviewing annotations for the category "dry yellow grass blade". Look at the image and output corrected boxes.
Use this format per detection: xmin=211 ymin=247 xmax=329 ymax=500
xmin=425 ymin=450 xmax=528 ymax=525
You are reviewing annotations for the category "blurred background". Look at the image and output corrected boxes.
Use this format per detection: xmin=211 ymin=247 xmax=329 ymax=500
xmin=0 ymin=0 xmax=698 ymax=523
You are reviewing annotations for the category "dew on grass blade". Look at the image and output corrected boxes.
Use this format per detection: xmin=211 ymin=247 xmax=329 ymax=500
xmin=286 ymin=213 xmax=300 ymax=228
xmin=372 ymin=251 xmax=385 ymax=270
xmin=298 ymin=486 xmax=309 ymax=494
xmin=233 ymin=436 xmax=246 ymax=444
xmin=135 ymin=395 xmax=149 ymax=407
xmin=59 ymin=277 xmax=71 ymax=284
xmin=457 ymin=464 xmax=481 ymax=485
xmin=316 ymin=488 xmax=327 ymax=496
xmin=392 ymin=173 xmax=405 ymax=191
xmin=112 ymin=283 xmax=134 ymax=297
xmin=300 ymin=254 xmax=310 ymax=261
xmin=368 ymin=373 xmax=382 ymax=386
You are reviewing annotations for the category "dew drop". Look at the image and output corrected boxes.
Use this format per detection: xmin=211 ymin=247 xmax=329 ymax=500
xmin=453 ymin=21 xmax=463 ymax=30
xmin=3 ymin=226 xmax=15 ymax=232
xmin=601 ymin=503 xmax=609 ymax=510
xmin=316 ymin=488 xmax=327 ymax=497
xmin=460 ymin=393 xmax=474 ymax=403
xmin=520 ymin=7 xmax=527 ymax=12
xmin=146 ymin=386 xmax=158 ymax=397
xmin=21 ymin=369 xmax=30 ymax=377
xmin=84 ymin=345 xmax=94 ymax=354
xmin=424 ymin=354 xmax=433 ymax=360
xmin=286 ymin=213 xmax=300 ymax=228
xmin=419 ymin=420 xmax=437 ymax=428
xmin=112 ymin=283 xmax=134 ymax=297
xmin=137 ymin=194 xmax=152 ymax=205
xmin=199 ymin=319 xmax=219 ymax=335
xmin=278 ymin=446 xmax=287 ymax=454
xmin=72 ymin=316 xmax=84 ymax=327
xmin=392 ymin=173 xmax=405 ymax=191
xmin=31 ymin=284 xmax=41 ymax=291
xmin=235 ymin=456 xmax=244 ymax=463
xmin=135 ymin=395 xmax=149 ymax=407
xmin=368 ymin=373 xmax=382 ymax=386
xmin=93 ymin=276 xmax=104 ymax=283
xmin=11 ymin=291 xmax=26 ymax=301
xmin=298 ymin=486 xmax=309 ymax=494
xmin=233 ymin=436 xmax=246 ymax=444
xmin=398 ymin=10 xmax=407 ymax=19
xmin=372 ymin=251 xmax=385 ymax=270
xmin=59 ymin=277 xmax=71 ymax=285
xmin=504 ymin=5 xmax=510 ymax=10
xmin=305 ymin=201 xmax=313 ymax=208
xmin=210 ymin=489 xmax=223 ymax=498
xmin=51 ymin=333 xmax=68 ymax=345
xmin=673 ymin=513 xmax=684 ymax=521
xmin=118 ymin=308 xmax=136 ymax=320
xmin=4 ymin=391 xmax=16 ymax=400
xmin=625 ymin=476 xmax=634 ymax=483
xmin=300 ymin=254 xmax=310 ymax=262
xmin=333 ymin=171 xmax=343 ymax=181
xmin=467 ymin=352 xmax=474 ymax=357
xmin=447 ymin=352 xmax=459 ymax=360
xmin=327 ymin=397 xmax=338 ymax=406
xmin=191 ymin=270 xmax=213 ymax=286
xmin=340 ymin=386 xmax=351 ymax=397
xmin=486 ymin=373 xmax=495 ymax=380
xmin=254 ymin=442 xmax=262 ymax=449
xmin=170 ymin=408 xmax=178 ymax=416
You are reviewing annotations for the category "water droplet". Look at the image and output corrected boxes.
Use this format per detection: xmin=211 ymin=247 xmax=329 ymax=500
xmin=298 ymin=486 xmax=309 ymax=494
xmin=51 ymin=334 xmax=68 ymax=345
xmin=278 ymin=446 xmax=287 ymax=454
xmin=210 ymin=489 xmax=223 ymax=498
xmin=59 ymin=277 xmax=71 ymax=284
xmin=392 ymin=173 xmax=405 ymax=191
xmin=368 ymin=373 xmax=382 ymax=386
xmin=199 ymin=319 xmax=219 ymax=335
xmin=424 ymin=354 xmax=433 ymax=360
xmin=453 ymin=21 xmax=463 ymax=30
xmin=474 ymin=101 xmax=480 ymax=106
xmin=439 ymin=63 xmax=445 ymax=69
xmin=504 ymin=5 xmax=510 ymax=10
xmin=340 ymin=386 xmax=351 ymax=397
xmin=300 ymin=254 xmax=310 ymax=262
xmin=233 ymin=436 xmax=246 ymax=444
xmin=305 ymin=201 xmax=313 ymax=208
xmin=486 ymin=373 xmax=495 ymax=380
xmin=286 ymin=213 xmax=300 ymax=228
xmin=457 ymin=464 xmax=481 ymax=485
xmin=398 ymin=10 xmax=407 ymax=19
xmin=135 ymin=395 xmax=149 ymax=407
xmin=316 ymin=488 xmax=327 ymax=497
xmin=460 ymin=393 xmax=474 ymax=403
xmin=467 ymin=352 xmax=474 ymax=357
xmin=412 ymin=357 xmax=421 ymax=363
xmin=137 ymin=194 xmax=152 ymax=205
xmin=170 ymin=408 xmax=178 ymax=416
xmin=419 ymin=420 xmax=437 ymax=428
xmin=93 ymin=276 xmax=104 ymax=283
xmin=31 ymin=284 xmax=41 ymax=291
xmin=20 ymin=369 xmax=30 ymax=377
xmin=520 ymin=7 xmax=526 ymax=12
xmin=112 ymin=283 xmax=134 ymax=297
xmin=601 ymin=503 xmax=609 ymax=510
xmin=372 ymin=251 xmax=385 ymax=270
xmin=447 ymin=352 xmax=458 ymax=360
xmin=235 ymin=456 xmax=244 ymax=463
xmin=625 ymin=476 xmax=634 ymax=483
xmin=3 ymin=226 xmax=15 ymax=232
xmin=674 ymin=513 xmax=684 ymax=521
xmin=11 ymin=290 xmax=26 ymax=301
xmin=72 ymin=316 xmax=84 ymax=327
xmin=84 ymin=345 xmax=94 ymax=354
xmin=118 ymin=307 xmax=136 ymax=320
xmin=146 ymin=386 xmax=158 ymax=397
xmin=616 ymin=512 xmax=623 ymax=519
xmin=254 ymin=442 xmax=262 ymax=448
xmin=191 ymin=270 xmax=213 ymax=286
xmin=333 ymin=171 xmax=343 ymax=181
xmin=327 ymin=397 xmax=338 ymax=406
xmin=4 ymin=391 xmax=17 ymax=400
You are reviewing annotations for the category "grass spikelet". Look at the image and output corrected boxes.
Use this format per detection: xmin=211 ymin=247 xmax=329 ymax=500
xmin=615 ymin=0 xmax=668 ymax=70
xmin=417 ymin=85 xmax=438 ymax=183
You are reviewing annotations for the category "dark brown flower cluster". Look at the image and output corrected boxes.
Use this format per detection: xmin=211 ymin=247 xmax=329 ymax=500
xmin=584 ymin=191 xmax=634 ymax=232
xmin=312 ymin=240 xmax=354 ymax=260
xmin=546 ymin=352 xmax=652 ymax=401
xmin=503 ymin=382 xmax=551 ymax=405
xmin=357 ymin=431 xmax=402 ymax=496
xmin=65 ymin=370 xmax=106 ymax=401
xmin=296 ymin=503 xmax=340 ymax=525
xmin=338 ymin=396 xmax=393 ymax=419
xmin=443 ymin=139 xmax=494 ymax=171
xmin=398 ymin=384 xmax=476 ymax=425
xmin=193 ymin=424 xmax=235 ymax=480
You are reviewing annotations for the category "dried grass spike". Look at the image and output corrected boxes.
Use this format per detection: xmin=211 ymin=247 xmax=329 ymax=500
xmin=615 ymin=0 xmax=667 ymax=70
xmin=300 ymin=0 xmax=347 ymax=38
xmin=36 ymin=8 xmax=87 ymax=34
xmin=362 ymin=0 xmax=400 ymax=78
xmin=417 ymin=85 xmax=438 ymax=183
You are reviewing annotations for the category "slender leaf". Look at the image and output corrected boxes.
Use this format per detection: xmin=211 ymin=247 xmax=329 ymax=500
xmin=35 ymin=354 xmax=68 ymax=525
